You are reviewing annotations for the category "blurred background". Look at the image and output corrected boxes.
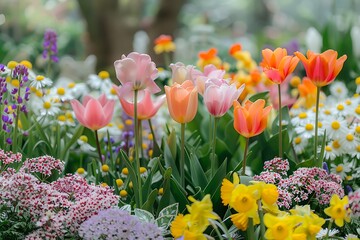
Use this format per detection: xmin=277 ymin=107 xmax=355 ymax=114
xmin=0 ymin=0 xmax=359 ymax=79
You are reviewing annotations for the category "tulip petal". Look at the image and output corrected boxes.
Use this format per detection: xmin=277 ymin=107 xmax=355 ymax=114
xmin=83 ymin=99 xmax=106 ymax=130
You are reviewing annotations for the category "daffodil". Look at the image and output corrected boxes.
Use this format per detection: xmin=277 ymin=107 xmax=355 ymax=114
xmin=290 ymin=206 xmax=325 ymax=240
xmin=221 ymin=172 xmax=240 ymax=205
xmin=324 ymin=194 xmax=351 ymax=227
xmin=264 ymin=213 xmax=295 ymax=240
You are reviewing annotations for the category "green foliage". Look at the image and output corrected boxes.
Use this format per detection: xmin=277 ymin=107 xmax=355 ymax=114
xmin=0 ymin=205 xmax=36 ymax=239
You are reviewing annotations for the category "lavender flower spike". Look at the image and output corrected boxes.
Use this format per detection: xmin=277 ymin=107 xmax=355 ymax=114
xmin=42 ymin=29 xmax=59 ymax=63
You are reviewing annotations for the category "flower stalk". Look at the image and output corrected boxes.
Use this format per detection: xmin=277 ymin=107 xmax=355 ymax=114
xmin=211 ymin=117 xmax=218 ymax=177
xmin=134 ymin=89 xmax=143 ymax=206
xmin=180 ymin=123 xmax=185 ymax=188
xmin=242 ymin=137 xmax=249 ymax=176
xmin=277 ymin=84 xmax=283 ymax=158
xmin=314 ymin=86 xmax=321 ymax=166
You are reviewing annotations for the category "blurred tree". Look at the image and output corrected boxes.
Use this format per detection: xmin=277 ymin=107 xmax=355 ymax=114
xmin=77 ymin=0 xmax=184 ymax=71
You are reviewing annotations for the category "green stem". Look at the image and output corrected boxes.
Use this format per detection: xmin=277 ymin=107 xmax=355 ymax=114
xmin=257 ymin=200 xmax=265 ymax=240
xmin=324 ymin=220 xmax=333 ymax=240
xmin=211 ymin=117 xmax=218 ymax=177
xmin=180 ymin=123 xmax=185 ymax=188
xmin=211 ymin=221 xmax=223 ymax=240
xmin=219 ymin=220 xmax=233 ymax=240
xmin=134 ymin=90 xmax=143 ymax=206
xmin=94 ymin=130 xmax=102 ymax=163
xmin=148 ymin=119 xmax=160 ymax=154
xmin=246 ymin=218 xmax=255 ymax=240
xmin=139 ymin=120 xmax=144 ymax=159
xmin=277 ymin=84 xmax=283 ymax=158
xmin=314 ymin=86 xmax=321 ymax=166
xmin=164 ymin=52 xmax=171 ymax=69
xmin=241 ymin=137 xmax=249 ymax=176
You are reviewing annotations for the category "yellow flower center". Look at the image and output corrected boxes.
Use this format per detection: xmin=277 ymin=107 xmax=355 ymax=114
xmin=305 ymin=123 xmax=313 ymax=131
xmin=325 ymin=146 xmax=332 ymax=152
xmin=356 ymin=76 xmax=360 ymax=85
xmin=122 ymin=167 xmax=129 ymax=175
xmin=345 ymin=99 xmax=351 ymax=105
xmin=331 ymin=121 xmax=340 ymax=130
xmin=337 ymin=104 xmax=344 ymax=111
xmin=336 ymin=165 xmax=343 ymax=173
xmin=125 ymin=119 xmax=133 ymax=125
xmin=77 ymin=168 xmax=85 ymax=174
xmin=318 ymin=122 xmax=323 ymax=128
xmin=346 ymin=134 xmax=354 ymax=141
xmin=116 ymin=179 xmax=124 ymax=187
xmin=273 ymin=223 xmax=289 ymax=239
xmin=298 ymin=112 xmax=307 ymax=119
xmin=120 ymin=189 xmax=128 ymax=197
xmin=158 ymin=187 xmax=164 ymax=195
xmin=139 ymin=167 xmax=147 ymax=174
xmin=7 ymin=61 xmax=18 ymax=69
xmin=142 ymin=143 xmax=148 ymax=149
xmin=331 ymin=205 xmax=345 ymax=219
xmin=20 ymin=60 xmax=32 ymax=69
xmin=11 ymin=79 xmax=19 ymax=87
xmin=43 ymin=101 xmax=51 ymax=109
xmin=57 ymin=115 xmax=66 ymax=122
xmin=36 ymin=75 xmax=45 ymax=81
xmin=98 ymin=70 xmax=110 ymax=79
xmin=324 ymin=109 xmax=331 ymax=115
xmin=336 ymin=88 xmax=342 ymax=93
xmin=79 ymin=135 xmax=88 ymax=143
xmin=36 ymin=90 xmax=43 ymax=97
xmin=57 ymin=87 xmax=65 ymax=95
xmin=148 ymin=134 xmax=153 ymax=140
xmin=68 ymin=82 xmax=76 ymax=88
xmin=332 ymin=140 xmax=341 ymax=149
xmin=346 ymin=175 xmax=353 ymax=181
xmin=356 ymin=145 xmax=360 ymax=152
xmin=110 ymin=87 xmax=117 ymax=95
xmin=101 ymin=164 xmax=109 ymax=172
xmin=294 ymin=137 xmax=302 ymax=145
xmin=290 ymin=76 xmax=301 ymax=87
xmin=118 ymin=123 xmax=124 ymax=130
xmin=355 ymin=106 xmax=360 ymax=115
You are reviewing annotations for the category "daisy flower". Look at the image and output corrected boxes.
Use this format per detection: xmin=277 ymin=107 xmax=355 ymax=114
xmin=66 ymin=82 xmax=89 ymax=99
xmin=32 ymin=95 xmax=61 ymax=116
xmin=295 ymin=121 xmax=316 ymax=139
xmin=293 ymin=136 xmax=308 ymax=154
xmin=291 ymin=111 xmax=315 ymax=126
xmin=30 ymin=75 xmax=53 ymax=89
xmin=330 ymin=162 xmax=351 ymax=179
xmin=329 ymin=139 xmax=345 ymax=156
xmin=87 ymin=71 xmax=113 ymax=91
xmin=329 ymin=81 xmax=348 ymax=100
xmin=48 ymin=86 xmax=73 ymax=102
xmin=316 ymin=228 xmax=339 ymax=238
xmin=351 ymin=144 xmax=360 ymax=159
xmin=77 ymin=135 xmax=96 ymax=152
xmin=339 ymin=132 xmax=359 ymax=151
xmin=323 ymin=117 xmax=348 ymax=139
xmin=323 ymin=145 xmax=337 ymax=161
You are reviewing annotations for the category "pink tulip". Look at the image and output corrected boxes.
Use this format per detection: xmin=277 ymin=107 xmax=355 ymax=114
xmin=114 ymin=52 xmax=160 ymax=98
xmin=70 ymin=94 xmax=115 ymax=130
xmin=170 ymin=62 xmax=202 ymax=85
xmin=196 ymin=64 xmax=226 ymax=95
xmin=204 ymin=78 xmax=245 ymax=117
xmin=115 ymin=87 xmax=166 ymax=120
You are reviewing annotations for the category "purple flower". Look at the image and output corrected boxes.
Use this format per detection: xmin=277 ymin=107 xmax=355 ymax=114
xmin=6 ymin=138 xmax=12 ymax=145
xmin=78 ymin=208 xmax=163 ymax=240
xmin=42 ymin=29 xmax=58 ymax=63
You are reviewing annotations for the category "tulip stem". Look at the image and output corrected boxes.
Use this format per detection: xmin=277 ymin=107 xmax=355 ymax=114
xmin=241 ymin=137 xmax=249 ymax=176
xmin=211 ymin=117 xmax=218 ymax=177
xmin=180 ymin=123 xmax=185 ymax=188
xmin=277 ymin=84 xmax=283 ymax=158
xmin=314 ymin=86 xmax=321 ymax=166
xmin=94 ymin=130 xmax=102 ymax=163
xmin=134 ymin=90 xmax=143 ymax=207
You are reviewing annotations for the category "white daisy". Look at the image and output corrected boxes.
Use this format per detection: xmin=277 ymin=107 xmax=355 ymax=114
xmin=32 ymin=95 xmax=62 ymax=116
xmin=323 ymin=117 xmax=348 ymax=139
xmin=293 ymin=136 xmax=308 ymax=154
xmin=66 ymin=82 xmax=89 ymax=99
xmin=339 ymin=132 xmax=359 ymax=151
xmin=330 ymin=162 xmax=351 ymax=179
xmin=329 ymin=139 xmax=345 ymax=156
xmin=291 ymin=111 xmax=315 ymax=126
xmin=48 ymin=86 xmax=74 ymax=102
xmin=316 ymin=228 xmax=339 ymax=238
xmin=329 ymin=81 xmax=348 ymax=100
xmin=295 ymin=121 xmax=316 ymax=139
xmin=323 ymin=145 xmax=337 ymax=161
xmin=30 ymin=75 xmax=53 ymax=89
xmin=351 ymin=143 xmax=360 ymax=159
xmin=87 ymin=71 xmax=113 ymax=91
xmin=77 ymin=135 xmax=96 ymax=152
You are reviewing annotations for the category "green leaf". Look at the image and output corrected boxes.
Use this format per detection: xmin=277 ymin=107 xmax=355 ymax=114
xmin=189 ymin=152 xmax=208 ymax=189
xmin=164 ymin=142 xmax=180 ymax=181
xmin=119 ymin=204 xmax=132 ymax=213
xmin=142 ymin=189 xmax=158 ymax=212
xmin=158 ymin=203 xmax=178 ymax=218
xmin=63 ymin=125 xmax=84 ymax=157
xmin=157 ymin=168 xmax=172 ymax=215
xmin=134 ymin=208 xmax=155 ymax=223
xmin=204 ymin=158 xmax=227 ymax=195
xmin=249 ymin=91 xmax=269 ymax=102
xmin=121 ymin=150 xmax=140 ymax=207
xmin=170 ymin=177 xmax=188 ymax=212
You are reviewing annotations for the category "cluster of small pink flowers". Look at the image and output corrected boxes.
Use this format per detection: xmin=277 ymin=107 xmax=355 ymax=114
xmin=254 ymin=158 xmax=344 ymax=209
xmin=349 ymin=189 xmax=360 ymax=218
xmin=20 ymin=155 xmax=64 ymax=176
xmin=263 ymin=157 xmax=289 ymax=176
xmin=0 ymin=149 xmax=22 ymax=165
xmin=0 ymin=169 xmax=119 ymax=239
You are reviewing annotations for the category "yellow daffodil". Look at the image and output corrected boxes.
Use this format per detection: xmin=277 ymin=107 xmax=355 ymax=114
xmin=252 ymin=181 xmax=279 ymax=213
xmin=324 ymin=194 xmax=351 ymax=227
xmin=264 ymin=213 xmax=295 ymax=240
xmin=221 ymin=172 xmax=240 ymax=205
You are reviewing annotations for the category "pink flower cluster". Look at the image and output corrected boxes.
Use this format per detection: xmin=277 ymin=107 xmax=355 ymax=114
xmin=349 ymin=189 xmax=360 ymax=218
xmin=0 ymin=149 xmax=22 ymax=166
xmin=20 ymin=155 xmax=64 ymax=177
xmin=0 ymin=169 xmax=119 ymax=239
xmin=254 ymin=158 xmax=344 ymax=209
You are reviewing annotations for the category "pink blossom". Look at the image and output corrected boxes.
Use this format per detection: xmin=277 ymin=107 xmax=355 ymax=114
xmin=114 ymin=52 xmax=160 ymax=98
xmin=169 ymin=62 xmax=202 ymax=85
xmin=115 ymin=88 xmax=165 ymax=120
xmin=71 ymin=94 xmax=115 ymax=130
xmin=203 ymin=78 xmax=244 ymax=117
xmin=196 ymin=64 xmax=226 ymax=95
xmin=20 ymin=155 xmax=64 ymax=177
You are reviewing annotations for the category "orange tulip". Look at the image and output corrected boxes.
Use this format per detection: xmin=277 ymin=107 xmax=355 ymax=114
xmin=260 ymin=48 xmax=299 ymax=84
xmin=294 ymin=50 xmax=347 ymax=87
xmin=165 ymin=80 xmax=198 ymax=123
xmin=233 ymin=99 xmax=272 ymax=138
